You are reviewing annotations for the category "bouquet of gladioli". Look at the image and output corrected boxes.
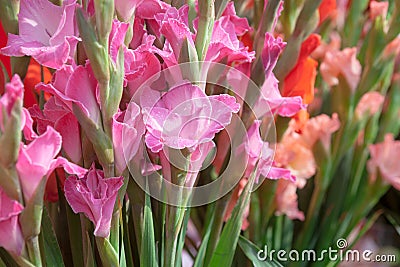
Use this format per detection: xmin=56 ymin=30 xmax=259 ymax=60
xmin=0 ymin=0 xmax=399 ymax=266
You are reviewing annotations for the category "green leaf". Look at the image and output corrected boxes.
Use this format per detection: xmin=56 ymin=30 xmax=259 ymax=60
xmin=0 ymin=248 xmax=19 ymax=267
xmin=208 ymin=170 xmax=257 ymax=266
xmin=175 ymin=209 xmax=190 ymax=267
xmin=140 ymin=193 xmax=158 ymax=267
xmin=41 ymin=206 xmax=65 ymax=267
xmin=238 ymin=236 xmax=283 ymax=267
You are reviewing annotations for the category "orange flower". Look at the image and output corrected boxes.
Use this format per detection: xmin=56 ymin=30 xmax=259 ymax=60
xmin=283 ymin=34 xmax=321 ymax=130
xmin=23 ymin=58 xmax=52 ymax=107
xmin=319 ymin=0 xmax=337 ymax=24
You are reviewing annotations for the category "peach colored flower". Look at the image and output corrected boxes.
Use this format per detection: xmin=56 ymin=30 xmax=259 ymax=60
xmin=275 ymin=138 xmax=316 ymax=189
xmin=311 ymin=32 xmax=341 ymax=60
xmin=299 ymin=113 xmax=341 ymax=152
xmin=275 ymin=180 xmax=305 ymax=221
xmin=367 ymin=134 xmax=400 ymax=190
xmin=383 ymin=36 xmax=400 ymax=59
xmin=369 ymin=1 xmax=388 ymax=20
xmin=355 ymin=91 xmax=385 ymax=119
xmin=320 ymin=47 xmax=362 ymax=91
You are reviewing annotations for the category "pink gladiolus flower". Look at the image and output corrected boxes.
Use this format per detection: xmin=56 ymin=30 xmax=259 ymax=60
xmin=275 ymin=180 xmax=305 ymax=220
xmin=367 ymin=134 xmax=400 ymax=190
xmin=0 ymin=0 xmax=80 ymax=69
xmin=220 ymin=2 xmax=252 ymax=36
xmin=369 ymin=1 xmax=389 ymax=20
xmin=30 ymin=97 xmax=82 ymax=163
xmin=37 ymin=63 xmax=101 ymax=125
xmin=320 ymin=47 xmax=362 ymax=91
xmin=109 ymin=20 xmax=129 ymax=64
xmin=112 ymin=102 xmax=145 ymax=175
xmin=124 ymin=35 xmax=161 ymax=96
xmin=16 ymin=126 xmax=87 ymax=202
xmin=355 ymin=91 xmax=385 ymax=119
xmin=254 ymin=33 xmax=305 ymax=117
xmin=154 ymin=5 xmax=194 ymax=65
xmin=64 ymin=164 xmax=124 ymax=237
xmin=0 ymin=187 xmax=24 ymax=256
xmin=142 ymin=82 xmax=240 ymax=153
xmin=204 ymin=6 xmax=255 ymax=66
xmin=240 ymin=120 xmax=295 ymax=183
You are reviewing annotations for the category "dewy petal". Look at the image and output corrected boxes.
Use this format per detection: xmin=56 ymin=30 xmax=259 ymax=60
xmin=0 ymin=188 xmax=24 ymax=255
xmin=142 ymin=83 xmax=239 ymax=152
xmin=64 ymin=165 xmax=124 ymax=238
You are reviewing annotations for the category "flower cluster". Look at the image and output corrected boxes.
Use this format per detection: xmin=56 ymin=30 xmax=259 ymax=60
xmin=0 ymin=0 xmax=399 ymax=266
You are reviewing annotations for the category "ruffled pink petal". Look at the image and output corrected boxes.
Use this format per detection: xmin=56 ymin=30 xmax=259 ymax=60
xmin=64 ymin=165 xmax=123 ymax=238
xmin=109 ymin=20 xmax=129 ymax=63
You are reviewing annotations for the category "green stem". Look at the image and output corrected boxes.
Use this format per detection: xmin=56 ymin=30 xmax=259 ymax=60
xmin=203 ymin=192 xmax=232 ymax=266
xmin=195 ymin=0 xmax=215 ymax=60
xmin=26 ymin=236 xmax=42 ymax=267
